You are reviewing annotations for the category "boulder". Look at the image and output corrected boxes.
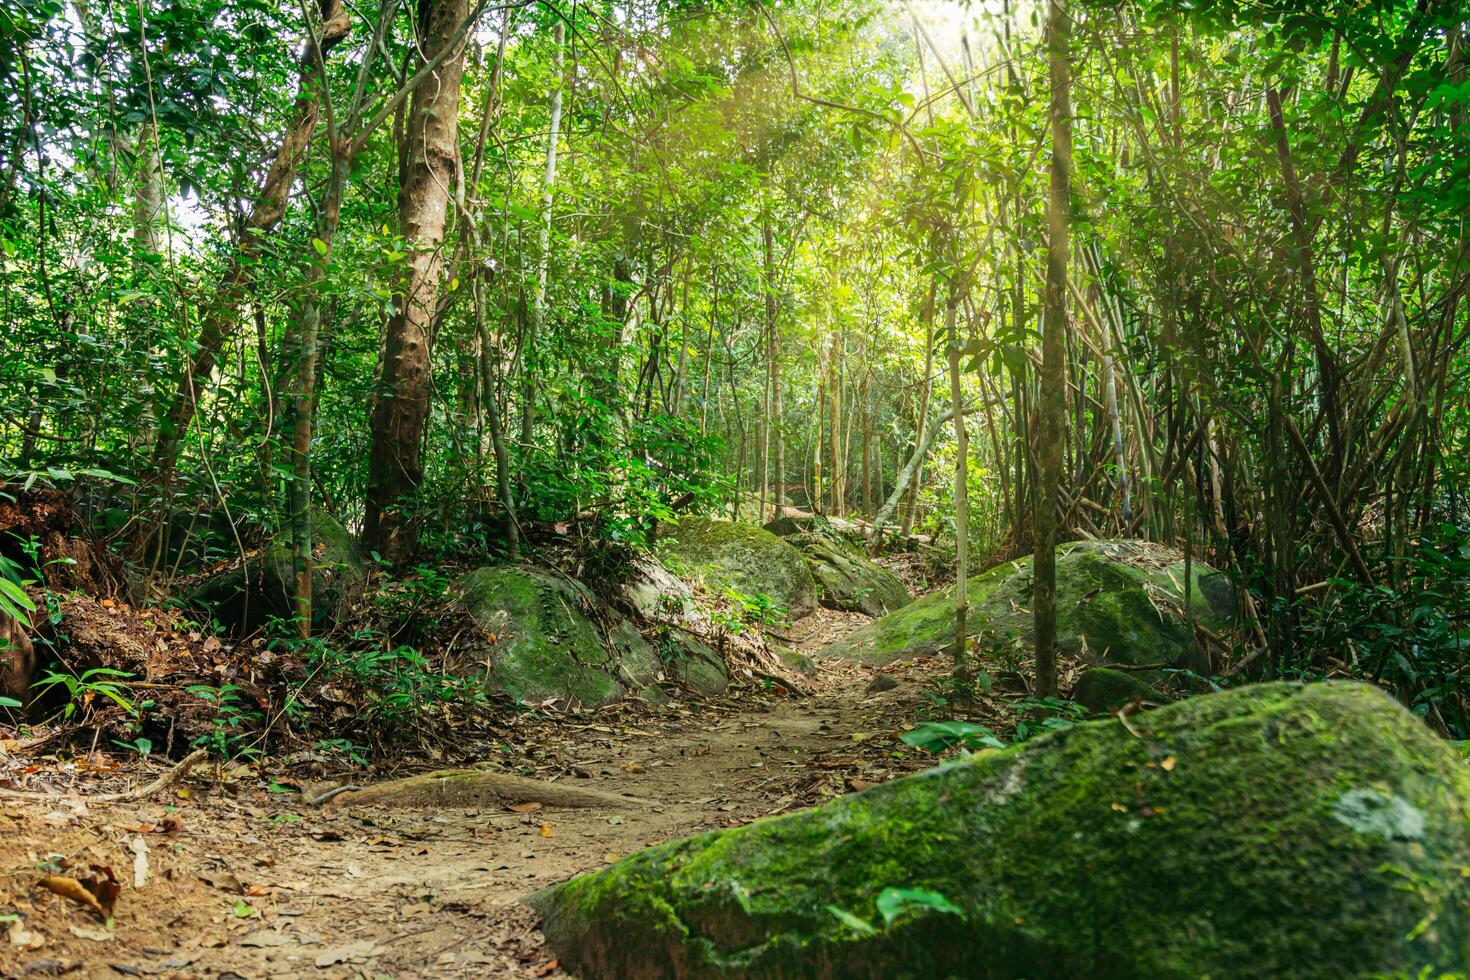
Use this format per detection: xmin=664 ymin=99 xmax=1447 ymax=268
xmin=458 ymin=566 xmax=661 ymax=706
xmin=531 ymin=681 xmax=1470 ymax=978
xmin=1071 ymin=666 xmax=1167 ymax=713
xmin=192 ymin=510 xmax=366 ymax=634
xmin=658 ymin=518 xmax=817 ymax=622
xmin=824 ymin=539 xmax=1234 ymax=669
xmin=790 ymin=533 xmax=910 ymax=618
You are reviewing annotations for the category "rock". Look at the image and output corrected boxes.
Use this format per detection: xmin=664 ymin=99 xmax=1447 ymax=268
xmin=458 ymin=566 xmax=656 ymax=707
xmin=791 ymin=533 xmax=910 ymax=618
xmin=531 ymin=681 xmax=1470 ymax=978
xmin=775 ymin=647 xmax=816 ymax=677
xmin=825 ymin=539 xmax=1234 ymax=669
xmin=1072 ymin=666 xmax=1166 ymax=713
xmin=657 ymin=518 xmax=817 ymax=622
xmin=865 ymin=673 xmax=898 ymax=694
xmin=192 ymin=510 xmax=365 ymax=634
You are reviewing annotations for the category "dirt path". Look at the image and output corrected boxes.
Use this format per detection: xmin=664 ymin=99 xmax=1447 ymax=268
xmin=1 ymin=611 xmax=949 ymax=978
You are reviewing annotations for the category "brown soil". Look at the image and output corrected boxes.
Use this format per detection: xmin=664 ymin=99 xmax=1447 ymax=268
xmin=0 ymin=609 xmax=959 ymax=978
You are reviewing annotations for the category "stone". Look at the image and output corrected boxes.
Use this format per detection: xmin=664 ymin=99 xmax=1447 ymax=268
xmin=1072 ymin=666 xmax=1168 ymax=713
xmin=657 ymin=518 xmax=817 ymax=622
xmin=825 ymin=539 xmax=1234 ymax=669
xmin=531 ymin=681 xmax=1470 ymax=978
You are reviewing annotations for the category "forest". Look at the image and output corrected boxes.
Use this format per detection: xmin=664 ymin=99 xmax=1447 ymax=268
xmin=1 ymin=0 xmax=1469 ymax=973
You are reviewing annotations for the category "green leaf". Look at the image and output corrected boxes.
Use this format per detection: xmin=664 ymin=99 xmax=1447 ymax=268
xmin=233 ymin=899 xmax=256 ymax=917
xmin=826 ymin=905 xmax=877 ymax=935
xmin=312 ymin=238 xmax=329 ymax=257
xmin=875 ymin=887 xmax=964 ymax=926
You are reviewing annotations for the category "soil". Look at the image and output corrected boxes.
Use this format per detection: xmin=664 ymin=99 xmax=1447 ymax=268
xmin=0 ymin=608 xmax=965 ymax=978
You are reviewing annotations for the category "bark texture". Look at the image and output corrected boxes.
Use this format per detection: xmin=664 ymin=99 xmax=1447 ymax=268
xmin=363 ymin=0 xmax=472 ymax=562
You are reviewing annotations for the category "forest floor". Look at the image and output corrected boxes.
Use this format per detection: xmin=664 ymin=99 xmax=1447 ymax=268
xmin=0 ymin=607 xmax=969 ymax=978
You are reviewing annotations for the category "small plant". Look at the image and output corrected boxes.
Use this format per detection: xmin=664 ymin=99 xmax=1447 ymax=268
xmin=112 ymin=736 xmax=153 ymax=757
xmin=900 ymin=720 xmax=1007 ymax=753
xmin=32 ymin=667 xmax=136 ymax=721
xmin=1010 ymin=695 xmax=1087 ymax=742
xmin=188 ymin=683 xmax=263 ymax=759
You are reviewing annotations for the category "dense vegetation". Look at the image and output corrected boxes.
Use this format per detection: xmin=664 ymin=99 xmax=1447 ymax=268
xmin=2 ymin=0 xmax=1469 ymax=733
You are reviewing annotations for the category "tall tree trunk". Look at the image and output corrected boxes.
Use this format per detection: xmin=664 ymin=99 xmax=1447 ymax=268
xmin=519 ymin=19 xmax=566 ymax=449
xmin=363 ymin=0 xmax=471 ymax=563
xmin=901 ymin=276 xmax=938 ymax=537
xmin=945 ymin=283 xmax=969 ymax=680
xmin=763 ymin=215 xmax=783 ymax=515
xmin=132 ymin=121 xmax=162 ymax=262
xmin=1034 ymin=0 xmax=1071 ymax=699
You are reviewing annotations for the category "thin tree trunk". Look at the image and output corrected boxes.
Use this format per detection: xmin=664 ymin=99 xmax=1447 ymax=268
xmin=764 ymin=215 xmax=783 ymax=515
xmin=946 ymin=285 xmax=969 ymax=680
xmin=519 ymin=19 xmax=565 ymax=448
xmin=1034 ymin=0 xmax=1071 ymax=699
xmin=901 ymin=277 xmax=938 ymax=536
xmin=363 ymin=0 xmax=472 ymax=563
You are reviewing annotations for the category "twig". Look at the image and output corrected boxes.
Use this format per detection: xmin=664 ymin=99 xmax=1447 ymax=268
xmin=0 ymin=748 xmax=208 ymax=802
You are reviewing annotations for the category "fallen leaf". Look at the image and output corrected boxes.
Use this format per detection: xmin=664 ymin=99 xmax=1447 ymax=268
xmin=602 ymin=852 xmax=622 ymax=864
xmin=509 ymin=802 xmax=543 ymax=814
xmin=129 ymin=837 xmax=149 ymax=889
xmin=538 ymin=823 xmax=554 ymax=838
xmin=238 ymin=929 xmax=290 ymax=948
xmin=532 ymin=959 xmax=560 ymax=977
xmin=199 ymin=871 xmax=244 ymax=894
xmin=1160 ymin=755 xmax=1177 ymax=772
xmin=846 ymin=778 xmax=878 ymax=792
xmin=232 ymin=900 xmax=255 ymax=918
xmin=161 ymin=814 xmax=186 ymax=834
xmin=40 ymin=866 xmax=119 ymax=921
xmin=66 ymin=923 xmax=113 ymax=942
xmin=244 ymin=884 xmax=271 ymax=898
xmin=6 ymin=919 xmax=45 ymax=949
xmin=314 ymin=939 xmax=379 ymax=967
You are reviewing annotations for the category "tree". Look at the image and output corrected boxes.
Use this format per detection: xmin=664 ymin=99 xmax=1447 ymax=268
xmin=363 ymin=0 xmax=473 ymax=563
xmin=1033 ymin=0 xmax=1071 ymax=699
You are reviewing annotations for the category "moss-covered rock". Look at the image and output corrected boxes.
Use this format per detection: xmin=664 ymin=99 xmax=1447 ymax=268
xmin=790 ymin=533 xmax=910 ymax=618
xmin=459 ymin=566 xmax=661 ymax=707
xmin=193 ymin=510 xmax=366 ymax=634
xmin=531 ymin=681 xmax=1470 ymax=978
xmin=658 ymin=518 xmax=817 ymax=622
xmin=825 ymin=539 xmax=1234 ymax=669
xmin=1072 ymin=666 xmax=1167 ymax=713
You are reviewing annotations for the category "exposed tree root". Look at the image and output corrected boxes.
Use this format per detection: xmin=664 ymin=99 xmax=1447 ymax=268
xmin=323 ymin=769 xmax=653 ymax=809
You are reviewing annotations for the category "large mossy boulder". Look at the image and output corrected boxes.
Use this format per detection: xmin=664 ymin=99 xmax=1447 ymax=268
xmin=192 ymin=510 xmax=366 ymax=634
xmin=790 ymin=533 xmax=911 ymax=618
xmin=458 ymin=566 xmax=664 ymax=706
xmin=531 ymin=681 xmax=1470 ymax=978
xmin=825 ymin=539 xmax=1234 ymax=668
xmin=658 ymin=518 xmax=817 ymax=622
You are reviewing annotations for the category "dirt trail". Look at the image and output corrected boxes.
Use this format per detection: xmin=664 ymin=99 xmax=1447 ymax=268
xmin=1 ymin=611 xmax=947 ymax=978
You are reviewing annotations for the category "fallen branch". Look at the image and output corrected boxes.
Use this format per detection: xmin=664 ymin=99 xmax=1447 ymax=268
xmin=0 ymin=748 xmax=208 ymax=802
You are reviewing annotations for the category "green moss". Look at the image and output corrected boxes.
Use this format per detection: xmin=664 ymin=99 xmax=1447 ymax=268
xmin=790 ymin=533 xmax=911 ymax=618
xmin=458 ymin=566 xmax=625 ymax=706
xmin=532 ymin=682 xmax=1470 ymax=978
xmin=826 ymin=540 xmax=1234 ymax=669
xmin=659 ymin=518 xmax=817 ymax=621
xmin=1072 ymin=666 xmax=1167 ymax=713
xmin=194 ymin=509 xmax=365 ymax=633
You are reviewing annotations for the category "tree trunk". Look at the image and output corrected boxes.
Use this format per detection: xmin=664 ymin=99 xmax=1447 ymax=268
xmin=901 ymin=277 xmax=938 ymax=537
xmin=363 ymin=0 xmax=471 ymax=563
xmin=945 ymin=285 xmax=969 ymax=680
xmin=763 ymin=215 xmax=783 ymax=514
xmin=519 ymin=20 xmax=566 ymax=450
xmin=131 ymin=121 xmax=162 ymax=262
xmin=1034 ymin=0 xmax=1071 ymax=699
